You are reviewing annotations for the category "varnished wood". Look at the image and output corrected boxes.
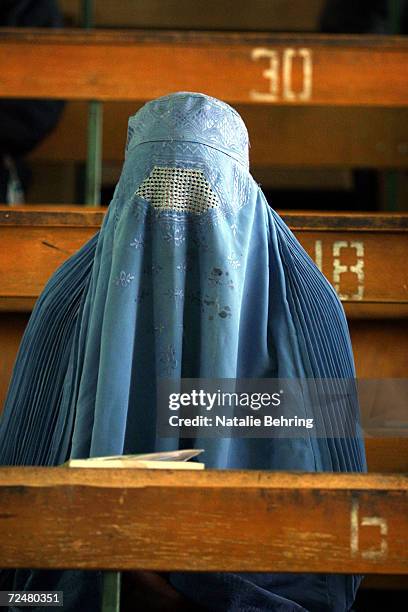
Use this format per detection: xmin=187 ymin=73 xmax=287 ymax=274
xmin=365 ymin=438 xmax=408 ymax=473
xmin=0 ymin=469 xmax=406 ymax=573
xmin=0 ymin=314 xmax=28 ymax=412
xmin=350 ymin=320 xmax=408 ymax=378
xmin=0 ymin=206 xmax=105 ymax=227
xmin=30 ymin=103 xmax=408 ymax=169
xmin=0 ymin=30 xmax=407 ymax=106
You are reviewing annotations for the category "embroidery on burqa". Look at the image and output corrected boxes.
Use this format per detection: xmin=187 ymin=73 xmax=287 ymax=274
xmin=112 ymin=139 xmax=251 ymax=375
xmin=127 ymin=93 xmax=250 ymax=169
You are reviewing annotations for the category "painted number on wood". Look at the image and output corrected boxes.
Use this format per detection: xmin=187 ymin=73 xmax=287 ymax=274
xmin=314 ymin=240 xmax=365 ymax=301
xmin=250 ymin=48 xmax=313 ymax=102
xmin=351 ymin=499 xmax=388 ymax=560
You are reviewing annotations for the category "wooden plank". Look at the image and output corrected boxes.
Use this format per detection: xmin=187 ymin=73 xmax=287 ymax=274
xmin=29 ymin=102 xmax=408 ymax=168
xmin=0 ymin=207 xmax=103 ymax=310
xmin=0 ymin=314 xmax=28 ymax=412
xmin=0 ymin=469 xmax=406 ymax=573
xmin=0 ymin=30 xmax=407 ymax=106
xmin=0 ymin=206 xmax=105 ymax=228
xmin=60 ymin=0 xmax=325 ymax=31
xmin=365 ymin=439 xmax=408 ymax=473
xmin=0 ymin=208 xmax=406 ymax=312
xmin=350 ymin=319 xmax=408 ymax=377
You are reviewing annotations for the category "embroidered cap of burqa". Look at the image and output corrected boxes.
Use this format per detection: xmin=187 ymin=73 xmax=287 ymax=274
xmin=0 ymin=92 xmax=366 ymax=611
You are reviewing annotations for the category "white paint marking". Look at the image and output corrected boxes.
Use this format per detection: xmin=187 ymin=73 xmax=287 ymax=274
xmin=350 ymin=499 xmax=388 ymax=560
xmin=250 ymin=47 xmax=313 ymax=103
xmin=333 ymin=240 xmax=365 ymax=300
xmin=298 ymin=48 xmax=313 ymax=101
xmin=283 ymin=48 xmax=313 ymax=101
xmin=250 ymin=48 xmax=279 ymax=102
xmin=314 ymin=240 xmax=323 ymax=272
xmin=361 ymin=516 xmax=388 ymax=560
xmin=350 ymin=498 xmax=359 ymax=557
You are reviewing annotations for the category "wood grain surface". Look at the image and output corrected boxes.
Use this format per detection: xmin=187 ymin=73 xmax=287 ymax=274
xmin=0 ymin=469 xmax=406 ymax=573
xmin=0 ymin=30 xmax=407 ymax=106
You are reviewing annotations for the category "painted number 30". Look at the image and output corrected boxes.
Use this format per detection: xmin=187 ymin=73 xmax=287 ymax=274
xmin=250 ymin=47 xmax=313 ymax=102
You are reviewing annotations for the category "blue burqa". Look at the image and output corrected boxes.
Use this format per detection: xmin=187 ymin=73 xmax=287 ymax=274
xmin=0 ymin=92 xmax=366 ymax=611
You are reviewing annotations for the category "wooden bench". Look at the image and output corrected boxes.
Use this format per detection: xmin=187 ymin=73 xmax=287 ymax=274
xmin=2 ymin=469 xmax=406 ymax=609
xmin=0 ymin=29 xmax=407 ymax=106
xmin=2 ymin=28 xmax=407 ymax=204
xmin=0 ymin=469 xmax=406 ymax=573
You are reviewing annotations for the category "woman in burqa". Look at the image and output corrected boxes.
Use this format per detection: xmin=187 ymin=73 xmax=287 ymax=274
xmin=0 ymin=92 xmax=366 ymax=611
